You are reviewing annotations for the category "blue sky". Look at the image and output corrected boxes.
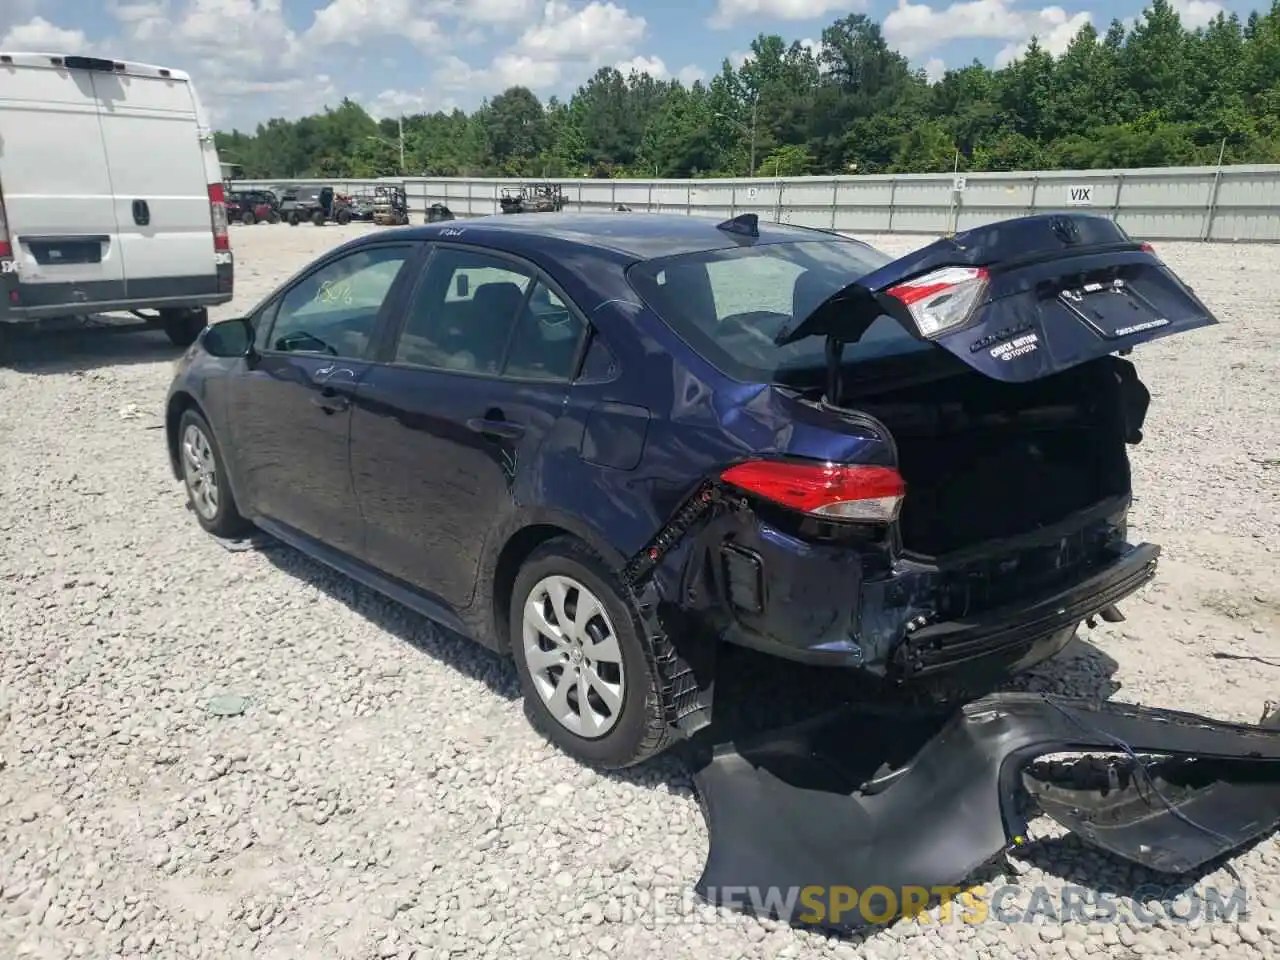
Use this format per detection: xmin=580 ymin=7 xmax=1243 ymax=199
xmin=0 ymin=0 xmax=1261 ymax=130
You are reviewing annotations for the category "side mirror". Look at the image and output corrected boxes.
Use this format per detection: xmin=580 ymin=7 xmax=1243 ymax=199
xmin=203 ymin=317 xmax=254 ymax=358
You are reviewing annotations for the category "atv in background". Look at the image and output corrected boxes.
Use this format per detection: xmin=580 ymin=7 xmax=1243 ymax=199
xmin=373 ymin=185 xmax=410 ymax=226
xmin=499 ymin=183 xmax=566 ymax=214
xmin=425 ymin=202 xmax=455 ymax=223
xmin=226 ymin=188 xmax=280 ymax=225
xmin=283 ymin=186 xmax=354 ymax=226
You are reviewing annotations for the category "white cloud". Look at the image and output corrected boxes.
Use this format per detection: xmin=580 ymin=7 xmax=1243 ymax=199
xmin=1170 ymin=0 xmax=1223 ymax=29
xmin=428 ymin=0 xmax=539 ymax=22
xmin=994 ymin=9 xmax=1092 ymax=66
xmin=677 ymin=64 xmax=707 ymax=85
xmin=708 ymin=0 xmax=857 ymax=29
xmin=924 ymin=57 xmax=945 ymax=82
xmin=368 ymin=88 xmax=460 ymax=119
xmin=884 ymin=0 xmax=1090 ymax=61
xmin=305 ymin=0 xmax=441 ymax=50
xmin=431 ymin=51 xmax=563 ymax=93
xmin=0 ymin=16 xmax=92 ymax=52
xmin=728 ymin=50 xmax=751 ymax=68
xmin=518 ymin=1 xmax=646 ymax=60
xmin=611 ymin=56 xmax=706 ymax=85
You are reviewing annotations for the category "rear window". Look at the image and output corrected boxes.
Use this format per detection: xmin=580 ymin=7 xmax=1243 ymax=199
xmin=626 ymin=239 xmax=929 ymax=382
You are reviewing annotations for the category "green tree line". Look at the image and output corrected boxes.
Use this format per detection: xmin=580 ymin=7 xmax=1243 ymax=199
xmin=215 ymin=0 xmax=1280 ymax=180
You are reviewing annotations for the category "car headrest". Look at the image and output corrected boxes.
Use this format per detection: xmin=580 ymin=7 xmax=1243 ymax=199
xmin=792 ymin=270 xmax=834 ymax=322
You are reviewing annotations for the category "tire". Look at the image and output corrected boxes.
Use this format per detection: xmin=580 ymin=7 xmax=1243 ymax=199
xmin=269 ymin=212 xmax=281 ymax=224
xmin=288 ymin=212 xmax=300 ymax=226
xmin=312 ymin=211 xmax=326 ymax=226
xmin=160 ymin=307 xmax=207 ymax=347
xmin=241 ymin=210 xmax=256 ymax=226
xmin=509 ymin=537 xmax=675 ymax=769
xmin=336 ymin=208 xmax=352 ymax=226
xmin=177 ymin=408 xmax=251 ymax=538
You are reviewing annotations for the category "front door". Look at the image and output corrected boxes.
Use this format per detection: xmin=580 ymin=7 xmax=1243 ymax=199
xmin=227 ymin=242 xmax=420 ymax=554
xmin=349 ymin=244 xmax=587 ymax=608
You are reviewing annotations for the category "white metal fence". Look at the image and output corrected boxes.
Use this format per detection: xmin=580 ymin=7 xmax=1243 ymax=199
xmin=233 ymin=164 xmax=1280 ymax=242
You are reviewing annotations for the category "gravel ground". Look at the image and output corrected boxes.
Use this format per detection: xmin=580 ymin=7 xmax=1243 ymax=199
xmin=1 ymin=222 xmax=1278 ymax=960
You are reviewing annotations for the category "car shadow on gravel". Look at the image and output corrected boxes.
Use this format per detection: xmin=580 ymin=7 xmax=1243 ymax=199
xmin=0 ymin=317 xmax=183 ymax=374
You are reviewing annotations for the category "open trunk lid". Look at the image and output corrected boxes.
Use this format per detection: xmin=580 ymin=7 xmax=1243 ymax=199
xmin=775 ymin=214 xmax=1218 ymax=385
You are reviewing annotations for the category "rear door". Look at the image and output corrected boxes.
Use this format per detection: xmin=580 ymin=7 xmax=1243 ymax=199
xmin=779 ymin=214 xmax=1219 ymax=384
xmin=0 ymin=55 xmax=126 ymax=305
xmin=90 ymin=62 xmax=218 ymax=299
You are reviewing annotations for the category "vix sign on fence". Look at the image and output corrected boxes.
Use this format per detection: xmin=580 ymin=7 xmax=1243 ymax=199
xmin=233 ymin=163 xmax=1280 ymax=242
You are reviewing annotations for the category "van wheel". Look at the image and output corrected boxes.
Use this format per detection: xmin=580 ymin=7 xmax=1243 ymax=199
xmin=312 ymin=211 xmax=326 ymax=226
xmin=509 ymin=537 xmax=675 ymax=770
xmin=241 ymin=211 xmax=256 ymax=226
xmin=161 ymin=308 xmax=207 ymax=347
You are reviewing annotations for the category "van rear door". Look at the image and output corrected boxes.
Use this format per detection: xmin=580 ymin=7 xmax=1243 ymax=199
xmin=89 ymin=61 xmax=220 ymax=299
xmin=0 ymin=54 xmax=127 ymax=308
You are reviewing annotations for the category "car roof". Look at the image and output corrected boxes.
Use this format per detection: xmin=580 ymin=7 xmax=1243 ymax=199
xmin=381 ymin=212 xmax=865 ymax=262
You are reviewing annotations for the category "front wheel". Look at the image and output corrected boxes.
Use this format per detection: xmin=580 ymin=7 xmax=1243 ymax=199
xmin=268 ymin=211 xmax=281 ymax=224
xmin=509 ymin=537 xmax=675 ymax=769
xmin=241 ymin=210 xmax=256 ymax=226
xmin=312 ymin=211 xmax=326 ymax=226
xmin=335 ymin=208 xmax=352 ymax=226
xmin=288 ymin=211 xmax=300 ymax=226
xmin=177 ymin=408 xmax=251 ymax=538
xmin=160 ymin=307 xmax=207 ymax=347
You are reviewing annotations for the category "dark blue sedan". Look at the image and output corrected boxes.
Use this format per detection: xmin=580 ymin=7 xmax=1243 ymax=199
xmin=165 ymin=211 xmax=1217 ymax=768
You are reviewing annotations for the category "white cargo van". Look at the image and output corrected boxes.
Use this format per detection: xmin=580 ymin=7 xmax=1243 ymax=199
xmin=0 ymin=52 xmax=233 ymax=346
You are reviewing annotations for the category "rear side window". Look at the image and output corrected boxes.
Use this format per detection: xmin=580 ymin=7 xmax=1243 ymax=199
xmin=626 ymin=239 xmax=921 ymax=383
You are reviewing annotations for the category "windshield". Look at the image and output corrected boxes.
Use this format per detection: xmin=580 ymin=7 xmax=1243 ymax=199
xmin=627 ymin=239 xmax=930 ymax=382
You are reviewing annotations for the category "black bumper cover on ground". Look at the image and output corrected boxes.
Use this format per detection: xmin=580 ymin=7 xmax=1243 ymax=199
xmin=692 ymin=692 xmax=1280 ymax=933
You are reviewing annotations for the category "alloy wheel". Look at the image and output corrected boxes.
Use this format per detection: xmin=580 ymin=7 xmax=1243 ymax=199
xmin=181 ymin=423 xmax=220 ymax=520
xmin=521 ymin=574 xmax=626 ymax=738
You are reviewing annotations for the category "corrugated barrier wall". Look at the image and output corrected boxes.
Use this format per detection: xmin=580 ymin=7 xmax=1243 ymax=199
xmin=231 ymin=164 xmax=1280 ymax=242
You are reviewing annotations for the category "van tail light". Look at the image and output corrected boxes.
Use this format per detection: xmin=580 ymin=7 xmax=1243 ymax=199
xmin=720 ymin=460 xmax=905 ymax=522
xmin=208 ymin=182 xmax=230 ymax=251
xmin=885 ymin=266 xmax=989 ymax=338
xmin=0 ymin=182 xmax=12 ymax=258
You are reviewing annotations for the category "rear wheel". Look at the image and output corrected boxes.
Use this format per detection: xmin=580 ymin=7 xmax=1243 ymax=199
xmin=288 ymin=211 xmax=300 ymax=226
xmin=161 ymin=308 xmax=207 ymax=347
xmin=312 ymin=211 xmax=326 ymax=226
xmin=241 ymin=210 xmax=256 ymax=226
xmin=509 ymin=537 xmax=674 ymax=769
xmin=268 ymin=211 xmax=281 ymax=224
xmin=336 ymin=208 xmax=352 ymax=226
xmin=177 ymin=408 xmax=251 ymax=538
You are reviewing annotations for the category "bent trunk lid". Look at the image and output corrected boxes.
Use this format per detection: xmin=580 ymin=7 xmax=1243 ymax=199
xmin=775 ymin=214 xmax=1218 ymax=383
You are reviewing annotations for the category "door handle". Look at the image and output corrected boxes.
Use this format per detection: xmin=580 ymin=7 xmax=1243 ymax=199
xmin=132 ymin=200 xmax=150 ymax=226
xmin=466 ymin=417 xmax=524 ymax=440
xmin=312 ymin=387 xmax=350 ymax=415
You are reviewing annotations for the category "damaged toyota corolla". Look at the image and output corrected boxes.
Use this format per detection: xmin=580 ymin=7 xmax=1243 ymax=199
xmin=170 ymin=210 xmax=1213 ymax=770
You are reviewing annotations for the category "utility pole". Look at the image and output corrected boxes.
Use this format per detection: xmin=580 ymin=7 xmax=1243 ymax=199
xmin=398 ymin=116 xmax=405 ymax=175
xmin=748 ymin=90 xmax=759 ymax=178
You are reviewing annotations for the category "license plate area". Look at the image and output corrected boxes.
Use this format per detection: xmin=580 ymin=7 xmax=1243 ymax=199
xmin=1056 ymin=278 xmax=1171 ymax=340
xmin=25 ymin=237 xmax=106 ymax=267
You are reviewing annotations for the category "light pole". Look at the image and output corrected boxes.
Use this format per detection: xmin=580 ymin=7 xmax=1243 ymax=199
xmin=367 ymin=118 xmax=406 ymax=175
xmin=715 ymin=90 xmax=760 ymax=177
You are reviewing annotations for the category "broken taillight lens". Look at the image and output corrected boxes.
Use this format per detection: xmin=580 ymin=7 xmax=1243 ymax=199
xmin=720 ymin=460 xmax=905 ymax=522
xmin=885 ymin=265 xmax=989 ymax=338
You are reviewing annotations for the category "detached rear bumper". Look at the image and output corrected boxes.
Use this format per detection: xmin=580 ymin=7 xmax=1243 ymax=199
xmin=892 ymin=542 xmax=1159 ymax=678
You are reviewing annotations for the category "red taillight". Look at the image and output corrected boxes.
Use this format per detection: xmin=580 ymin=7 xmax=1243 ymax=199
xmin=0 ymin=181 xmax=11 ymax=258
xmin=208 ymin=182 xmax=229 ymax=251
xmin=885 ymin=266 xmax=989 ymax=338
xmin=720 ymin=460 xmax=905 ymax=522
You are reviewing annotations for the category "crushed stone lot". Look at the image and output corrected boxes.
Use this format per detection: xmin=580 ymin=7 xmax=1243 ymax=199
xmin=1 ymin=221 xmax=1278 ymax=960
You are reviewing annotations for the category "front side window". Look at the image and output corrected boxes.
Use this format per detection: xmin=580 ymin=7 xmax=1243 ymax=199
xmin=394 ymin=248 xmax=533 ymax=374
xmin=266 ymin=245 xmax=412 ymax=359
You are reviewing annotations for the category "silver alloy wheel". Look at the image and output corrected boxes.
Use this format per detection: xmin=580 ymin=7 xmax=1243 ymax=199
xmin=521 ymin=574 xmax=625 ymax=739
xmin=181 ymin=423 xmax=220 ymax=520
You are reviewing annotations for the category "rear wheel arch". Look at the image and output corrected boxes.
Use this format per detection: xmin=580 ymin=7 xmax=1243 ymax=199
xmin=166 ymin=391 xmax=203 ymax=478
xmin=487 ymin=517 xmax=627 ymax=655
